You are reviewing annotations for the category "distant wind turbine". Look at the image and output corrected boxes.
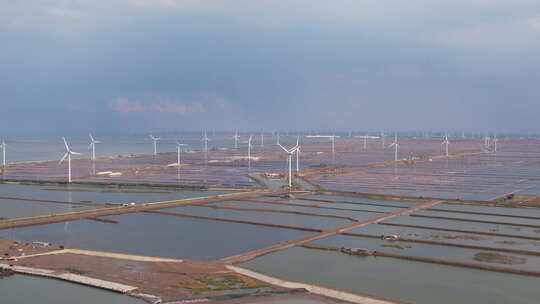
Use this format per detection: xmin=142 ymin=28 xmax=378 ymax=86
xmin=233 ymin=130 xmax=240 ymax=150
xmin=201 ymin=131 xmax=210 ymax=153
xmin=260 ymin=132 xmax=264 ymax=148
xmin=149 ymin=135 xmax=161 ymax=156
xmin=493 ymin=135 xmax=498 ymax=153
xmin=278 ymin=141 xmax=299 ymax=189
xmin=88 ymin=134 xmax=101 ymax=161
xmin=381 ymin=132 xmax=386 ymax=149
xmin=1 ymin=139 xmax=6 ymax=168
xmin=59 ymin=137 xmax=82 ymax=183
xmin=442 ymin=133 xmax=450 ymax=157
xmin=171 ymin=140 xmax=187 ymax=167
xmin=389 ymin=134 xmax=400 ymax=162
xmin=295 ymin=136 xmax=301 ymax=172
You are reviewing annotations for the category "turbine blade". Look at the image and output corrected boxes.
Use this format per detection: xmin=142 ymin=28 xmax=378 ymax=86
xmin=62 ymin=137 xmax=70 ymax=151
xmin=278 ymin=144 xmax=289 ymax=153
xmin=59 ymin=153 xmax=68 ymax=164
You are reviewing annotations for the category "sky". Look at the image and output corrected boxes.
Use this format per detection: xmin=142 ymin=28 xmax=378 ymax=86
xmin=1 ymin=0 xmax=540 ymax=135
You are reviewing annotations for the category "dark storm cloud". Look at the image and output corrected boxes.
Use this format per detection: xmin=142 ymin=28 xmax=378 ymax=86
xmin=1 ymin=1 xmax=540 ymax=134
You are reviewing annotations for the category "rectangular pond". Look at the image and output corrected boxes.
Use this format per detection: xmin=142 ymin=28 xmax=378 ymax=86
xmin=162 ymin=205 xmax=352 ymax=230
xmin=312 ymin=235 xmax=540 ymax=272
xmin=0 ymin=198 xmax=98 ymax=219
xmin=242 ymin=246 xmax=540 ymax=304
xmin=0 ymin=212 xmax=311 ymax=260
xmin=0 ymin=183 xmax=224 ymax=205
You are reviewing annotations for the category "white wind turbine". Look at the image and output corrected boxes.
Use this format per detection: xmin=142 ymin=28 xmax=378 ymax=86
xmin=260 ymin=132 xmax=264 ymax=148
xmin=442 ymin=133 xmax=450 ymax=157
xmin=59 ymin=137 xmax=82 ymax=183
xmin=149 ymin=135 xmax=161 ymax=156
xmin=88 ymin=134 xmax=101 ymax=161
xmin=484 ymin=136 xmax=491 ymax=151
xmin=295 ymin=136 xmax=301 ymax=172
xmin=1 ymin=139 xmax=6 ymax=169
xmin=278 ymin=141 xmax=299 ymax=189
xmin=389 ymin=134 xmax=400 ymax=161
xmin=381 ymin=132 xmax=386 ymax=149
xmin=493 ymin=135 xmax=498 ymax=153
xmin=247 ymin=135 xmax=253 ymax=169
xmin=201 ymin=131 xmax=210 ymax=153
xmin=233 ymin=130 xmax=240 ymax=150
xmin=169 ymin=140 xmax=187 ymax=167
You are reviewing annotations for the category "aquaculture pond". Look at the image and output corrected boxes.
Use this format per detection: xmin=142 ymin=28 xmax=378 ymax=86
xmin=210 ymin=200 xmax=382 ymax=221
xmin=162 ymin=205 xmax=351 ymax=230
xmin=0 ymin=212 xmax=310 ymax=260
xmin=0 ymin=275 xmax=144 ymax=304
xmin=352 ymin=224 xmax=540 ymax=253
xmin=0 ymin=183 xmax=224 ymax=205
xmin=311 ymin=235 xmax=540 ymax=272
xmin=385 ymin=215 xmax=540 ymax=238
xmin=242 ymin=246 xmax=540 ymax=304
xmin=0 ymin=198 xmax=98 ymax=219
xmin=300 ymin=194 xmax=414 ymax=208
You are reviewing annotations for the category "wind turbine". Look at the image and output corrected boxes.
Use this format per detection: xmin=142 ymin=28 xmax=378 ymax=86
xmin=59 ymin=137 xmax=82 ymax=183
xmin=389 ymin=134 xmax=400 ymax=161
xmin=88 ymin=134 xmax=101 ymax=161
xmin=442 ymin=133 xmax=450 ymax=157
xmin=1 ymin=139 xmax=6 ymax=168
xmin=260 ymin=132 xmax=264 ymax=148
xmin=149 ymin=135 xmax=161 ymax=156
xmin=201 ymin=131 xmax=210 ymax=153
xmin=233 ymin=130 xmax=240 ymax=150
xmin=174 ymin=141 xmax=187 ymax=167
xmin=493 ymin=135 xmax=498 ymax=153
xmin=381 ymin=132 xmax=386 ymax=149
xmin=295 ymin=136 xmax=301 ymax=172
xmin=247 ymin=135 xmax=253 ymax=170
xmin=278 ymin=141 xmax=299 ymax=189
xmin=484 ymin=136 xmax=491 ymax=151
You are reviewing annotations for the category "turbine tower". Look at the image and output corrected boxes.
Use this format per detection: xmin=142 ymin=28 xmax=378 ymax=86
xmin=175 ymin=141 xmax=187 ymax=167
xmin=201 ymin=131 xmax=210 ymax=153
xmin=442 ymin=133 xmax=450 ymax=157
xmin=493 ymin=135 xmax=498 ymax=153
xmin=233 ymin=130 xmax=240 ymax=150
xmin=278 ymin=141 xmax=299 ymax=189
xmin=88 ymin=134 xmax=101 ymax=161
xmin=248 ymin=135 xmax=253 ymax=169
xmin=381 ymin=132 xmax=385 ymax=149
xmin=260 ymin=132 xmax=264 ymax=148
xmin=149 ymin=135 xmax=161 ymax=156
xmin=59 ymin=137 xmax=81 ymax=183
xmin=1 ymin=139 xmax=6 ymax=168
xmin=295 ymin=136 xmax=301 ymax=172
xmin=389 ymin=134 xmax=400 ymax=162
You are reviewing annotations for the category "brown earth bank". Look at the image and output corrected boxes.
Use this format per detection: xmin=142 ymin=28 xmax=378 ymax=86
xmin=5 ymin=251 xmax=291 ymax=302
xmin=0 ymin=239 xmax=60 ymax=259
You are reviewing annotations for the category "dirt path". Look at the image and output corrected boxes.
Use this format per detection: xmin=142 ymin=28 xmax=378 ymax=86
xmin=9 ymin=248 xmax=184 ymax=263
xmin=221 ymin=199 xmax=445 ymax=264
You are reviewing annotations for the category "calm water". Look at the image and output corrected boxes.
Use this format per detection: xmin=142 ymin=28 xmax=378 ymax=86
xmin=415 ymin=209 xmax=540 ymax=226
xmin=243 ymin=246 xmax=540 ymax=304
xmin=431 ymin=203 xmax=540 ymax=218
xmin=0 ymin=198 xmax=97 ymax=219
xmin=301 ymin=194 xmax=415 ymax=208
xmin=386 ymin=215 xmax=540 ymax=238
xmin=312 ymin=235 xmax=540 ymax=272
xmin=353 ymin=224 xmax=540 ymax=253
xmin=213 ymin=200 xmax=383 ymax=220
xmin=163 ymin=205 xmax=351 ymax=229
xmin=0 ymin=183 xmax=224 ymax=205
xmin=0 ymin=275 xmax=143 ymax=304
xmin=0 ymin=212 xmax=310 ymax=259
